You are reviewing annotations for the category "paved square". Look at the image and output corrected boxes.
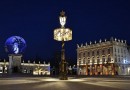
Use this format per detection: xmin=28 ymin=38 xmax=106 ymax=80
xmin=0 ymin=76 xmax=130 ymax=90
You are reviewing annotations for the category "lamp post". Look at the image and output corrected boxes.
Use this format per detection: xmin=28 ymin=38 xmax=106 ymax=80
xmin=54 ymin=11 xmax=72 ymax=80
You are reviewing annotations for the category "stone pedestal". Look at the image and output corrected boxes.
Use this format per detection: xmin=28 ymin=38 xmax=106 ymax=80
xmin=9 ymin=54 xmax=22 ymax=74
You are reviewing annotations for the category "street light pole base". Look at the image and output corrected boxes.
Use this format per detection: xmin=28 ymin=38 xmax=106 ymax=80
xmin=59 ymin=75 xmax=68 ymax=80
xmin=59 ymin=71 xmax=68 ymax=80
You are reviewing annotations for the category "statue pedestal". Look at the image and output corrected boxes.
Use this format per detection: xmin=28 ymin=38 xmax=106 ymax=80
xmin=8 ymin=54 xmax=22 ymax=74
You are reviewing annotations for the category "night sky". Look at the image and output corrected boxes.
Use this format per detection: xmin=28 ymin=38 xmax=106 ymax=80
xmin=0 ymin=0 xmax=130 ymax=62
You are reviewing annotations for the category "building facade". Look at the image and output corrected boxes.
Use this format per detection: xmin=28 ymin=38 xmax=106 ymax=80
xmin=77 ymin=38 xmax=130 ymax=75
xmin=0 ymin=59 xmax=50 ymax=75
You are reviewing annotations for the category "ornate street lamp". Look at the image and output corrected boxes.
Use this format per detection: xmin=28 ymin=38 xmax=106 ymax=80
xmin=54 ymin=11 xmax=72 ymax=80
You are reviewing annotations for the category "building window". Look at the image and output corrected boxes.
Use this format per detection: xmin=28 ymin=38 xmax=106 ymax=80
xmin=85 ymin=52 xmax=87 ymax=56
xmin=121 ymin=58 xmax=123 ymax=63
xmin=88 ymin=52 xmax=90 ymax=57
xmin=102 ymin=50 xmax=105 ymax=55
xmin=92 ymin=51 xmax=94 ymax=56
xmin=115 ymin=57 xmax=117 ymax=62
xmin=83 ymin=53 xmax=85 ymax=57
xmin=88 ymin=60 xmax=90 ymax=63
xmin=102 ymin=57 xmax=105 ymax=63
xmin=83 ymin=59 xmax=85 ymax=64
xmin=108 ymin=48 xmax=110 ymax=54
xmin=92 ymin=57 xmax=95 ymax=63
xmin=118 ymin=58 xmax=120 ymax=62
xmin=97 ymin=58 xmax=100 ymax=64
xmin=97 ymin=50 xmax=99 ymax=55
xmin=118 ymin=49 xmax=119 ymax=53
xmin=108 ymin=55 xmax=111 ymax=62
xmin=121 ymin=48 xmax=123 ymax=53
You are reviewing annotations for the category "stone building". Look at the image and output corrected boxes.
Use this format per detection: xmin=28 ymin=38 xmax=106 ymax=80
xmin=77 ymin=37 xmax=130 ymax=75
xmin=0 ymin=36 xmax=50 ymax=75
xmin=0 ymin=59 xmax=50 ymax=75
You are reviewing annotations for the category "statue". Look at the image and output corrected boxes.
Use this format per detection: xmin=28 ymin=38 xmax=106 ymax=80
xmin=13 ymin=43 xmax=19 ymax=54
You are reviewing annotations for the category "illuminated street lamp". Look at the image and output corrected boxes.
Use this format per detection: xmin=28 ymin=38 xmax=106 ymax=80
xmin=54 ymin=11 xmax=72 ymax=80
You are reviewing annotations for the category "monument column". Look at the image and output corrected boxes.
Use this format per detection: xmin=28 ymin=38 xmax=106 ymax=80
xmin=5 ymin=36 xmax=26 ymax=74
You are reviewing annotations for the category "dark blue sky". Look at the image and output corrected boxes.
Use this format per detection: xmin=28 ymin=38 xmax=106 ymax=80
xmin=0 ymin=0 xmax=130 ymax=60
